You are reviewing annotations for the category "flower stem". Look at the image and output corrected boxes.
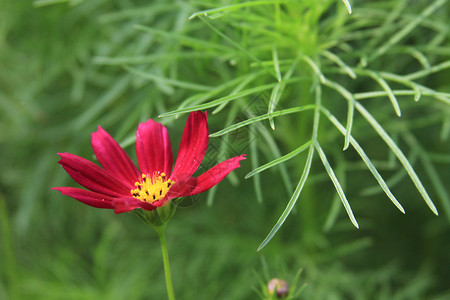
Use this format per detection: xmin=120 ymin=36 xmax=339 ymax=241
xmin=156 ymin=225 xmax=176 ymax=300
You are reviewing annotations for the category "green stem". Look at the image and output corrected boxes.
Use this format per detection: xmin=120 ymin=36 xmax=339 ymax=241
xmin=156 ymin=225 xmax=176 ymax=300
xmin=0 ymin=197 xmax=19 ymax=300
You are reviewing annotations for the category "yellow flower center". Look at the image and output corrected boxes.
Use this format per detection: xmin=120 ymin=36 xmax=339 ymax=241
xmin=131 ymin=173 xmax=175 ymax=203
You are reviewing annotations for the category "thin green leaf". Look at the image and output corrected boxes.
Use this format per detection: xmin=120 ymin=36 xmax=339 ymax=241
xmin=441 ymin=114 xmax=450 ymax=141
xmin=405 ymin=60 xmax=450 ymax=81
xmin=321 ymin=106 xmax=405 ymax=213
xmin=289 ymin=268 xmax=307 ymax=298
xmin=301 ymin=55 xmax=325 ymax=83
xmin=206 ymin=185 xmax=218 ymax=207
xmin=123 ymin=65 xmax=212 ymax=92
xmin=198 ymin=16 xmax=277 ymax=80
xmin=367 ymin=71 xmax=401 ymax=116
xmin=341 ymin=0 xmax=352 ymax=14
xmin=268 ymin=83 xmax=284 ymax=130
xmin=368 ymin=0 xmax=447 ymax=62
xmin=245 ymin=109 xmax=293 ymax=194
xmin=321 ymin=50 xmax=357 ymax=79
xmin=322 ymin=78 xmax=355 ymax=150
xmin=178 ymin=72 xmax=263 ymax=112
xmin=250 ymin=124 xmax=263 ymax=203
xmin=272 ymin=45 xmax=281 ymax=82
xmin=322 ymin=150 xmax=346 ymax=232
xmin=98 ymin=3 xmax=176 ymax=23
xmin=93 ymin=52 xmax=212 ymax=66
xmin=268 ymin=57 xmax=300 ymax=130
xmin=258 ymin=85 xmax=322 ymax=251
xmin=188 ymin=0 xmax=294 ymax=20
xmin=403 ymin=133 xmax=450 ymax=221
xmin=323 ymin=193 xmax=344 ymax=232
xmin=378 ymin=71 xmax=422 ymax=102
xmin=160 ymin=76 xmax=303 ymax=118
xmin=257 ymin=145 xmax=315 ymax=251
xmin=34 ymin=0 xmax=72 ymax=7
xmin=360 ymin=156 xmax=413 ymax=198
xmin=210 ymin=106 xmax=315 ymax=137
xmin=212 ymin=73 xmax=257 ymax=114
xmin=355 ymin=101 xmax=438 ymax=215
xmin=354 ymin=90 xmax=450 ymax=105
xmin=73 ymin=75 xmax=131 ymax=130
xmin=246 ymin=140 xmax=313 ymax=179
xmin=159 ymin=82 xmax=284 ymax=117
xmin=134 ymin=24 xmax=226 ymax=52
xmin=429 ymin=152 xmax=450 ymax=164
xmin=315 ymin=142 xmax=360 ymax=229
xmin=404 ymin=47 xmax=431 ymax=69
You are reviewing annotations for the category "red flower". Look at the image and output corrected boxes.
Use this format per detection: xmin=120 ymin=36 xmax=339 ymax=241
xmin=53 ymin=111 xmax=246 ymax=214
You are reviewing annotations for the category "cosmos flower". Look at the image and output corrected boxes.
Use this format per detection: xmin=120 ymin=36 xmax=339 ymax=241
xmin=53 ymin=111 xmax=246 ymax=214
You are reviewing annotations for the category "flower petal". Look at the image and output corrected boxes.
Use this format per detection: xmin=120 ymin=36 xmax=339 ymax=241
xmin=185 ymin=155 xmax=246 ymax=196
xmin=112 ymin=197 xmax=156 ymax=214
xmin=52 ymin=187 xmax=114 ymax=209
xmin=91 ymin=126 xmax=141 ymax=186
xmin=171 ymin=111 xmax=208 ymax=179
xmin=155 ymin=175 xmax=198 ymax=207
xmin=136 ymin=119 xmax=173 ymax=176
xmin=57 ymin=152 xmax=131 ymax=197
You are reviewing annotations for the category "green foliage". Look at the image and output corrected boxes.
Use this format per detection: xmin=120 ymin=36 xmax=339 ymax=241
xmin=1 ymin=0 xmax=449 ymax=299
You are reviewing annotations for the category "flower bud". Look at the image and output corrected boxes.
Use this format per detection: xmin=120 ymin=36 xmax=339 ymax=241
xmin=267 ymin=278 xmax=289 ymax=298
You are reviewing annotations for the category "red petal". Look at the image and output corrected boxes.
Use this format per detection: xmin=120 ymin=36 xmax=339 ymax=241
xmin=136 ymin=119 xmax=173 ymax=176
xmin=156 ymin=176 xmax=198 ymax=206
xmin=185 ymin=155 xmax=246 ymax=196
xmin=112 ymin=197 xmax=156 ymax=214
xmin=57 ymin=152 xmax=131 ymax=197
xmin=171 ymin=111 xmax=208 ymax=179
xmin=52 ymin=187 xmax=114 ymax=209
xmin=91 ymin=126 xmax=140 ymax=186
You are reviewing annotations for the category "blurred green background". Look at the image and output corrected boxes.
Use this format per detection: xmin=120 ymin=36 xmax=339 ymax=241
xmin=1 ymin=0 xmax=449 ymax=299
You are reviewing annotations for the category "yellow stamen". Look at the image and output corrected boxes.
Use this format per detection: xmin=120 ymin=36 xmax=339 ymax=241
xmin=131 ymin=173 xmax=175 ymax=203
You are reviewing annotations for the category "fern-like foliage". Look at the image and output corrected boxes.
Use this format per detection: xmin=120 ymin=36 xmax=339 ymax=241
xmin=92 ymin=0 xmax=449 ymax=249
